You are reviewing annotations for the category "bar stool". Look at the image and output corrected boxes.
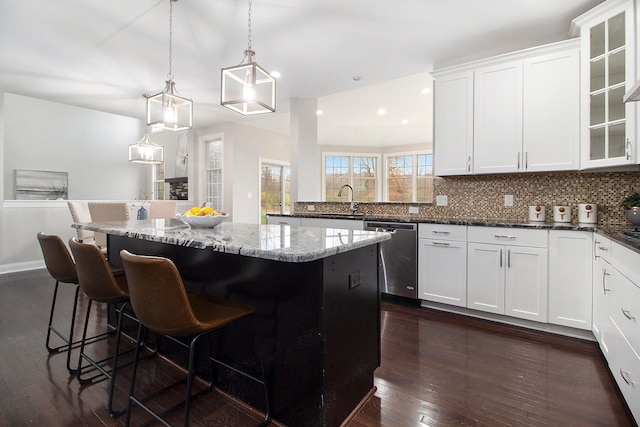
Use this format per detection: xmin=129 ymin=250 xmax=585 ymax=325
xmin=69 ymin=238 xmax=150 ymax=418
xmin=120 ymin=250 xmax=271 ymax=427
xmin=37 ymin=232 xmax=111 ymax=373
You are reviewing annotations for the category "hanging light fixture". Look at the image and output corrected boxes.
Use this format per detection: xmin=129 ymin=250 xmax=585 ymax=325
xmin=128 ymin=133 xmax=164 ymax=164
xmin=146 ymin=0 xmax=193 ymax=131
xmin=221 ymin=0 xmax=276 ymax=115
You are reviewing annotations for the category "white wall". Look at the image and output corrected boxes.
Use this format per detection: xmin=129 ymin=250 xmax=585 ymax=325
xmin=194 ymin=122 xmax=289 ymax=224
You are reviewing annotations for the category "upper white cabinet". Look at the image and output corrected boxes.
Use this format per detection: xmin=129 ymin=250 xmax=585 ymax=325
xmin=433 ymin=39 xmax=580 ymax=176
xmin=573 ymin=0 xmax=637 ymax=168
xmin=473 ymin=61 xmax=523 ymax=174
xmin=434 ymin=71 xmax=474 ymax=175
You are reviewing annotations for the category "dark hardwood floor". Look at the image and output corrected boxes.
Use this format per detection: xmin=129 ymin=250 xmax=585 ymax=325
xmin=0 ymin=268 xmax=636 ymax=426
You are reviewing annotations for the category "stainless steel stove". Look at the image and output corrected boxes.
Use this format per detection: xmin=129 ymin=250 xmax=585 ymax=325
xmin=622 ymin=228 xmax=640 ymax=239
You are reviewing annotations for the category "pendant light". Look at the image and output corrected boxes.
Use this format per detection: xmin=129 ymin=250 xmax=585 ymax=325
xmin=128 ymin=133 xmax=164 ymax=164
xmin=146 ymin=0 xmax=193 ymax=131
xmin=221 ymin=0 xmax=276 ymax=115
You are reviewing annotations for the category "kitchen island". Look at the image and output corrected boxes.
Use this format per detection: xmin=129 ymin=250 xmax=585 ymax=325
xmin=73 ymin=219 xmax=390 ymax=427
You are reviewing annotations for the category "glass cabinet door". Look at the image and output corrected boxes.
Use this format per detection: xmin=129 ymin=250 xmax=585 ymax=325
xmin=582 ymin=1 xmax=636 ymax=168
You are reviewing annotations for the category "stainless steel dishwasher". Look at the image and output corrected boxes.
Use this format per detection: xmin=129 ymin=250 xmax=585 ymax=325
xmin=364 ymin=221 xmax=418 ymax=299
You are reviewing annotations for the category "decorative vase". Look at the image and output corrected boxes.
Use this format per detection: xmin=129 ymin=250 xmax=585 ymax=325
xmin=625 ymin=207 xmax=640 ymax=227
xmin=137 ymin=206 xmax=148 ymax=220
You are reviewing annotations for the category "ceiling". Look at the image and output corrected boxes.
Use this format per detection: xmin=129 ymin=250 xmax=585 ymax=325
xmin=0 ymin=0 xmax=603 ymax=146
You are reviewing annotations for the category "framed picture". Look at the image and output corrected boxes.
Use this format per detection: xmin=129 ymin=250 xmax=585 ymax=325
xmin=15 ymin=169 xmax=68 ymax=200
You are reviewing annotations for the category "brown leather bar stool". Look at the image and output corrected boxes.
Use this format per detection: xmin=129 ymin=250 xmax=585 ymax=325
xmin=37 ymin=232 xmax=111 ymax=373
xmin=69 ymin=238 xmax=151 ymax=418
xmin=120 ymin=250 xmax=271 ymax=427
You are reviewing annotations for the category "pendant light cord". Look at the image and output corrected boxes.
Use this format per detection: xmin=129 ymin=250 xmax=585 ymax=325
xmin=167 ymin=0 xmax=174 ymax=81
xmin=247 ymin=0 xmax=252 ymax=52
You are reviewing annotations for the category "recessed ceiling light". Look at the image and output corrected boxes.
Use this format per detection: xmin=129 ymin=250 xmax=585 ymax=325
xmin=352 ymin=75 xmax=363 ymax=82
xmin=377 ymin=108 xmax=386 ymax=115
xmin=421 ymin=87 xmax=431 ymax=95
xmin=271 ymin=71 xmax=281 ymax=79
xmin=402 ymin=119 xmax=409 ymax=124
xmin=316 ymin=110 xmax=323 ymax=116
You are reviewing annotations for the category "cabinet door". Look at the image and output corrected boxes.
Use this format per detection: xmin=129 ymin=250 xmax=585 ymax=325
xmin=505 ymin=246 xmax=548 ymax=322
xmin=300 ymin=217 xmax=363 ymax=230
xmin=548 ymin=230 xmax=593 ymax=329
xmin=418 ymin=239 xmax=467 ymax=307
xmin=523 ymin=49 xmax=580 ymax=171
xmin=266 ymin=215 xmax=301 ymax=226
xmin=434 ymin=71 xmax=474 ymax=176
xmin=592 ymin=257 xmax=610 ymax=347
xmin=467 ymin=242 xmax=505 ymax=314
xmin=580 ymin=1 xmax=637 ymax=168
xmin=473 ymin=61 xmax=523 ymax=174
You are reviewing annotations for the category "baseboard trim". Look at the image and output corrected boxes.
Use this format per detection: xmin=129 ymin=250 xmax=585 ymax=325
xmin=0 ymin=260 xmax=45 ymax=275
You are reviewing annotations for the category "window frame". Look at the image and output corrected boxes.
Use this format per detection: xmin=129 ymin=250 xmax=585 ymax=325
xmin=321 ymin=152 xmax=382 ymax=202
xmin=383 ymin=150 xmax=433 ymax=203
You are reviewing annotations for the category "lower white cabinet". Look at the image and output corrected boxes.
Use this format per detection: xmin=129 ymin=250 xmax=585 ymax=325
xmin=548 ymin=230 xmax=593 ymax=330
xmin=418 ymin=224 xmax=467 ymax=307
xmin=299 ymin=217 xmax=364 ymax=230
xmin=266 ymin=215 xmax=301 ymax=226
xmin=467 ymin=227 xmax=548 ymax=322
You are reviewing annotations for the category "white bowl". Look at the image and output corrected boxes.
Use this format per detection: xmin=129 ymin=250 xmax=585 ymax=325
xmin=176 ymin=213 xmax=229 ymax=228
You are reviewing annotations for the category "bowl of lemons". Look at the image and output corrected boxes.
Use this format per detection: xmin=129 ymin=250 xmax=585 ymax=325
xmin=176 ymin=206 xmax=229 ymax=228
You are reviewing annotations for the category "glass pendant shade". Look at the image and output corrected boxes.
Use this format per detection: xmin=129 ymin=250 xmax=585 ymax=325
xmin=221 ymin=51 xmax=276 ymax=115
xmin=146 ymin=80 xmax=193 ymax=132
xmin=129 ymin=134 xmax=164 ymax=164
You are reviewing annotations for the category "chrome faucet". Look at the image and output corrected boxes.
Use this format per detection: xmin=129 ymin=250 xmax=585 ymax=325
xmin=338 ymin=184 xmax=358 ymax=214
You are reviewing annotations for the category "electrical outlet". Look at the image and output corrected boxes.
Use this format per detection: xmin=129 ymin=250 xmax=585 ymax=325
xmin=436 ymin=195 xmax=448 ymax=206
xmin=504 ymin=195 xmax=514 ymax=207
xmin=408 ymin=206 xmax=419 ymax=214
xmin=307 ymin=205 xmax=315 ymax=211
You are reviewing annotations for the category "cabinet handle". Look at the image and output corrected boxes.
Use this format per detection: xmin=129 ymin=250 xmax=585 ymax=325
xmin=517 ymin=152 xmax=521 ymax=169
xmin=602 ymin=270 xmax=611 ymax=294
xmin=621 ymin=308 xmax=636 ymax=321
xmin=598 ymin=246 xmax=608 ymax=251
xmin=494 ymin=235 xmax=516 ymax=240
xmin=626 ymin=138 xmax=631 ymax=161
xmin=467 ymin=156 xmax=471 ymax=172
xmin=433 ymin=241 xmax=450 ymax=247
xmin=620 ymin=368 xmax=634 ymax=385
xmin=277 ymin=222 xmax=289 ymax=225
xmin=507 ymin=249 xmax=511 ymax=268
xmin=500 ymin=249 xmax=503 ymax=267
xmin=594 ymin=240 xmax=601 ymax=259
xmin=432 ymin=231 xmax=450 ymax=235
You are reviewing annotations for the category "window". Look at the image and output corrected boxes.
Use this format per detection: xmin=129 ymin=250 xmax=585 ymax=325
xmin=205 ymin=139 xmax=223 ymax=210
xmin=153 ymin=162 xmax=165 ymax=200
xmin=323 ymin=154 xmax=379 ymax=202
xmin=260 ymin=162 xmax=291 ymax=223
xmin=385 ymin=152 xmax=433 ymax=202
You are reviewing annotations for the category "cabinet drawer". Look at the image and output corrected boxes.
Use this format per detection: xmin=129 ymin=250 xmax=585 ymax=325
xmin=418 ymin=224 xmax=466 ymax=241
xmin=610 ymin=268 xmax=640 ymax=355
xmin=594 ymin=234 xmax=612 ymax=263
xmin=467 ymin=226 xmax=547 ymax=247
xmin=612 ymin=240 xmax=640 ymax=287
xmin=606 ymin=321 xmax=640 ymax=421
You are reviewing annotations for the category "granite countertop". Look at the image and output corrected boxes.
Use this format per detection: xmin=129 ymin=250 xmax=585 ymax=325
xmin=72 ymin=218 xmax=391 ymax=263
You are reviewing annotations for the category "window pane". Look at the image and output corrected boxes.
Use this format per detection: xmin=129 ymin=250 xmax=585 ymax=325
xmin=325 ymin=155 xmax=349 ymax=201
xmin=388 ymin=155 xmax=412 ymax=202
xmin=416 ymin=154 xmax=433 ymax=202
xmin=154 ymin=163 xmax=165 ymax=200
xmin=353 ymin=156 xmax=376 ymax=202
xmin=206 ymin=139 xmax=223 ymax=209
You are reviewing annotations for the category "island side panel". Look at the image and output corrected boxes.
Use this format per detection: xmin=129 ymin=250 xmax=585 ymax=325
xmin=322 ymin=244 xmax=381 ymax=427
xmin=108 ymin=235 xmax=330 ymax=426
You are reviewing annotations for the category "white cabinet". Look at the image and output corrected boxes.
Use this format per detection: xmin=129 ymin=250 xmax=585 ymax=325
xmin=433 ymin=71 xmax=474 ymax=176
xmin=548 ymin=230 xmax=593 ymax=330
xmin=299 ymin=217 xmax=364 ymax=230
xmin=574 ymin=0 xmax=638 ymax=168
xmin=473 ymin=60 xmax=523 ymax=174
xmin=467 ymin=227 xmax=548 ymax=322
xmin=418 ymin=224 xmax=467 ymax=307
xmin=523 ymin=49 xmax=580 ymax=171
xmin=266 ymin=215 xmax=301 ymax=226
xmin=433 ymin=39 xmax=580 ymax=176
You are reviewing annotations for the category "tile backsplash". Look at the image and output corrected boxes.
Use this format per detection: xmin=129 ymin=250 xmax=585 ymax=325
xmin=295 ymin=171 xmax=640 ymax=226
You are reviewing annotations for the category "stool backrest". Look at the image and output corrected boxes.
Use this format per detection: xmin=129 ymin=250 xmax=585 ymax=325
xmin=37 ymin=232 xmax=78 ymax=284
xmin=88 ymin=202 xmax=130 ymax=248
xmin=69 ymin=238 xmax=128 ymax=303
xmin=67 ymin=201 xmax=95 ymax=244
xmin=148 ymin=201 xmax=177 ymax=220
xmin=120 ymin=250 xmax=199 ymax=336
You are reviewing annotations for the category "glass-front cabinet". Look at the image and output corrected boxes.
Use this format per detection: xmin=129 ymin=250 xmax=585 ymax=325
xmin=576 ymin=0 xmax=637 ymax=168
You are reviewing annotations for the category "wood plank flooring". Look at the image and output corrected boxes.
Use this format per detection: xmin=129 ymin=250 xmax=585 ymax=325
xmin=0 ymin=268 xmax=635 ymax=426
